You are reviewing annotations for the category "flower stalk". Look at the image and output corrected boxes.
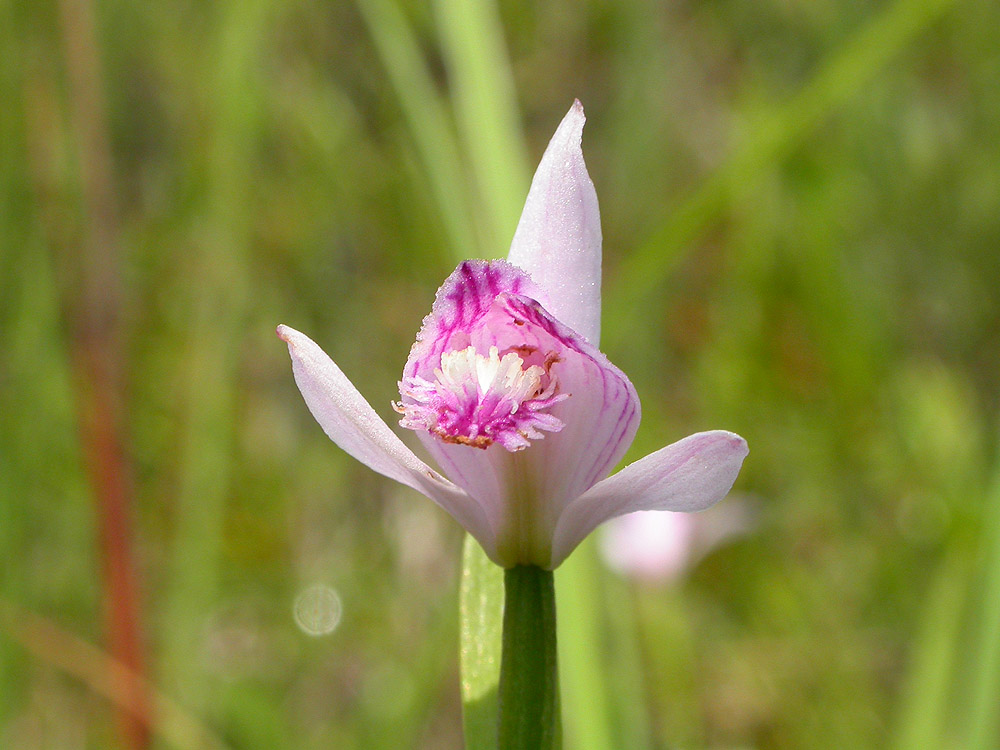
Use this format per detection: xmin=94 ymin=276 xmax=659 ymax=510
xmin=498 ymin=565 xmax=561 ymax=750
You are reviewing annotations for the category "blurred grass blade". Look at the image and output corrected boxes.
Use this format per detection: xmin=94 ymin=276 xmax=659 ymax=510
xmin=604 ymin=576 xmax=654 ymax=750
xmin=891 ymin=551 xmax=970 ymax=750
xmin=160 ymin=0 xmax=269 ymax=705
xmin=607 ymin=0 xmax=958 ymax=344
xmin=460 ymin=535 xmax=503 ymax=750
xmin=354 ymin=0 xmax=480 ymax=260
xmin=556 ymin=540 xmax=616 ymax=750
xmin=431 ymin=0 xmax=529 ymax=253
xmin=0 ymin=599 xmax=230 ymax=750
xmin=961 ymin=440 xmax=1000 ymax=749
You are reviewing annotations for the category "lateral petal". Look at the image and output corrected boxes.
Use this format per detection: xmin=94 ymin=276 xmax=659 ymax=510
xmin=549 ymin=430 xmax=748 ymax=568
xmin=507 ymin=100 xmax=603 ymax=345
xmin=277 ymin=324 xmax=496 ymax=558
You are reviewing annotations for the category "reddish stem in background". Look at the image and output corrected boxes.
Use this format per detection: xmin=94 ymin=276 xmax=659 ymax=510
xmin=57 ymin=0 xmax=152 ymax=745
xmin=73 ymin=346 xmax=152 ymax=750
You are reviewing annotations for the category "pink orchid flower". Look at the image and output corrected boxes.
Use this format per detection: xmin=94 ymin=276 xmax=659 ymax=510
xmin=278 ymin=101 xmax=748 ymax=569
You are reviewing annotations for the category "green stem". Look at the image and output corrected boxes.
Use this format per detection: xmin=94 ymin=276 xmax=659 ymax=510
xmin=498 ymin=565 xmax=561 ymax=750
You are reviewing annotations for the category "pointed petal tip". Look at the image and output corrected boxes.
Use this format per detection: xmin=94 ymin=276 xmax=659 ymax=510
xmin=507 ymin=99 xmax=602 ymax=343
xmin=718 ymin=430 xmax=749 ymax=458
xmin=554 ymin=100 xmax=586 ymax=147
xmin=681 ymin=430 xmax=749 ymax=482
xmin=277 ymin=324 xmax=310 ymax=352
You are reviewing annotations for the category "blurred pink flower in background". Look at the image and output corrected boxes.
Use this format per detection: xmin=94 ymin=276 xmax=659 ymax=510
xmin=600 ymin=500 xmax=755 ymax=583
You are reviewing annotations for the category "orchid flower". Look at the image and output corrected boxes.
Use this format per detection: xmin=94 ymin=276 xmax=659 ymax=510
xmin=277 ymin=101 xmax=747 ymax=571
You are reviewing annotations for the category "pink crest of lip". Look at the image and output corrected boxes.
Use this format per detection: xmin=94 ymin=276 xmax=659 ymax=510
xmin=403 ymin=259 xmax=546 ymax=380
xmin=399 ymin=260 xmax=571 ymax=453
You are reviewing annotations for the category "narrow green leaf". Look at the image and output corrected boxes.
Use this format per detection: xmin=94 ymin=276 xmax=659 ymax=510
xmin=431 ymin=0 xmax=530 ymax=254
xmin=556 ymin=539 xmax=616 ymax=750
xmin=961 ymin=441 xmax=1000 ymax=749
xmin=891 ymin=551 xmax=970 ymax=750
xmin=604 ymin=576 xmax=654 ymax=750
xmin=354 ymin=0 xmax=480 ymax=260
xmin=460 ymin=535 xmax=503 ymax=750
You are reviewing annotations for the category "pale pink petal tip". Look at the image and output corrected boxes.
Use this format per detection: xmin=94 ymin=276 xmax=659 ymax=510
xmin=276 ymin=324 xmax=289 ymax=340
xmin=553 ymin=99 xmax=586 ymax=147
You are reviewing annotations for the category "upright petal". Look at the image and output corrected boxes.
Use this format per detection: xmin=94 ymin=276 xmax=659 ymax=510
xmin=401 ymin=260 xmax=544 ymax=379
xmin=549 ymin=431 xmax=748 ymax=568
xmin=507 ymin=100 xmax=603 ymax=345
xmin=277 ymin=325 xmax=497 ymax=558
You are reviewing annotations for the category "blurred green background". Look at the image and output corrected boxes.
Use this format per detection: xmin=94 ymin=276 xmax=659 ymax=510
xmin=2 ymin=0 xmax=1000 ymax=747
